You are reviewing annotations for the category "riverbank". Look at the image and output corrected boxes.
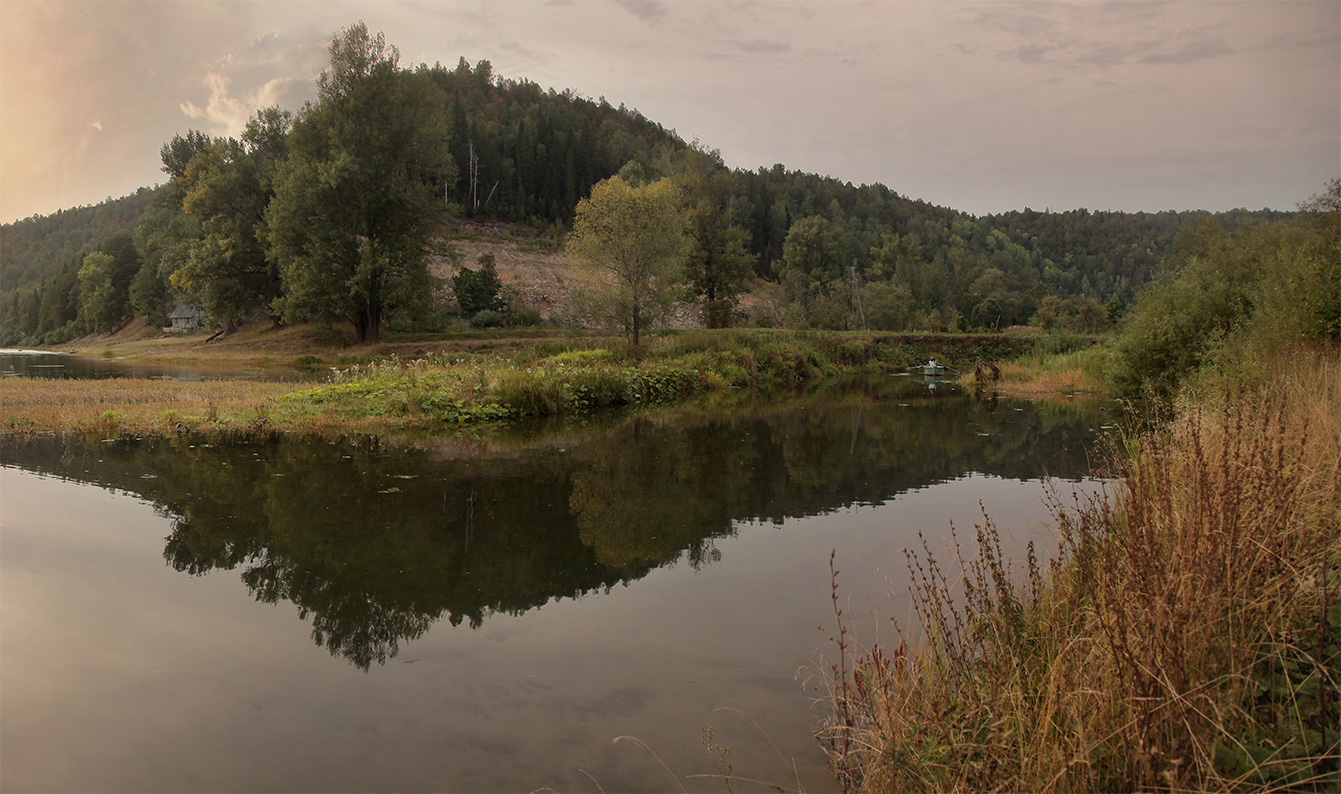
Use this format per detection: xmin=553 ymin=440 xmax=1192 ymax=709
xmin=822 ymin=347 xmax=1341 ymax=792
xmin=3 ymin=329 xmax=1045 ymax=440
xmin=957 ymin=334 xmax=1110 ymax=397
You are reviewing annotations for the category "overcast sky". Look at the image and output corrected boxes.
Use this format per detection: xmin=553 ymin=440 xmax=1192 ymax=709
xmin=1 ymin=0 xmax=1337 ymax=225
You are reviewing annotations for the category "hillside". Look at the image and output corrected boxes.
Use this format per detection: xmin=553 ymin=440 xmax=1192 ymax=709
xmin=0 ymin=187 xmax=160 ymax=293
xmin=0 ymin=45 xmax=1308 ymax=349
xmin=428 ymin=222 xmax=583 ymax=322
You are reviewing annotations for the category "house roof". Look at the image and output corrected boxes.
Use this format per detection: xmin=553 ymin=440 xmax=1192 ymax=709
xmin=169 ymin=303 xmax=208 ymax=320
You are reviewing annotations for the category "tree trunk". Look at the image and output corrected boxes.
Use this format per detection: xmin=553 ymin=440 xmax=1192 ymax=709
xmin=631 ymin=301 xmax=640 ymax=349
xmin=353 ymin=304 xmax=383 ymax=345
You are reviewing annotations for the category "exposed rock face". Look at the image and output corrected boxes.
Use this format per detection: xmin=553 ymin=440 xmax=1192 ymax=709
xmin=428 ymin=222 xmax=770 ymax=331
xmin=428 ymin=238 xmax=579 ymax=320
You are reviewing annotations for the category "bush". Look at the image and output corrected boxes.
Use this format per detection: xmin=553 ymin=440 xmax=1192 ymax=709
xmin=508 ymin=308 xmax=541 ymax=327
xmin=469 ymin=309 xmax=506 ymax=328
xmin=1111 ymin=185 xmax=1340 ymax=400
xmin=452 ymin=254 xmax=505 ymax=317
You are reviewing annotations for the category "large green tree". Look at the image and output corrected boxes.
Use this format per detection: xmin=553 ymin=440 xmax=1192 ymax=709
xmin=76 ymin=234 xmax=140 ymax=332
xmin=173 ymin=108 xmax=292 ymax=332
xmin=670 ymin=147 xmax=755 ymax=327
xmin=566 ymin=175 xmax=686 ymax=347
xmin=265 ymin=23 xmax=452 ymax=343
xmin=782 ymin=215 xmax=846 ymax=289
xmin=133 ymin=131 xmax=210 ymax=324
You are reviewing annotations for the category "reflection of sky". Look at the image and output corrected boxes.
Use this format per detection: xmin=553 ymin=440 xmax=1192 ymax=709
xmin=0 ymin=352 xmax=324 ymax=382
xmin=1 ymin=465 xmax=1101 ymax=792
xmin=2 ymin=1 xmax=1336 ymax=224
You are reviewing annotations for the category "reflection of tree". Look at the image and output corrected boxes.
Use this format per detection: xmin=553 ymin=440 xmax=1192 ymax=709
xmin=0 ymin=383 xmax=1105 ymax=670
xmin=570 ymin=417 xmax=752 ymax=567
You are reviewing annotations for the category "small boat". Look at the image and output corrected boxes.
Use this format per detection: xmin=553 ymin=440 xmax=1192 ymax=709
xmin=918 ymin=359 xmax=948 ymax=377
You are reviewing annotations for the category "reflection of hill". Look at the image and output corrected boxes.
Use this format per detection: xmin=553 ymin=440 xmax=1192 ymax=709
xmin=0 ymin=384 xmax=1104 ymax=669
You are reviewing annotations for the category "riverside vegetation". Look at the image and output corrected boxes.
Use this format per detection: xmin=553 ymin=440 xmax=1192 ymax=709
xmin=820 ymin=183 xmax=1340 ymax=792
xmin=0 ymin=329 xmax=1036 ymax=439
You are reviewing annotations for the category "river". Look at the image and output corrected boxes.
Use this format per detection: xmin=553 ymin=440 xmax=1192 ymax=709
xmin=0 ymin=375 xmax=1113 ymax=792
xmin=0 ymin=349 xmax=324 ymax=382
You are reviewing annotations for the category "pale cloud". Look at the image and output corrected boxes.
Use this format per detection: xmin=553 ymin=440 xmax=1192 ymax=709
xmin=616 ymin=0 xmax=665 ymax=23
xmin=180 ymin=69 xmax=302 ymax=137
xmin=735 ymin=39 xmax=791 ymax=54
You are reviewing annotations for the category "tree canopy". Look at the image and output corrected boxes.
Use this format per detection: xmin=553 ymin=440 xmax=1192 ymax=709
xmin=264 ymin=23 xmax=452 ymax=343
xmin=566 ymin=176 xmax=686 ymax=347
xmin=171 ymin=109 xmax=292 ymax=330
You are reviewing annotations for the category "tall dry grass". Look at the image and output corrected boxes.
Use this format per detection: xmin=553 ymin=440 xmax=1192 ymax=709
xmin=823 ymin=347 xmax=1340 ymax=792
xmin=0 ymin=377 xmax=307 ymax=438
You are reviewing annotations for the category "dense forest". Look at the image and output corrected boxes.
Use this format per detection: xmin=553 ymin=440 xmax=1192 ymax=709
xmin=0 ymin=24 xmax=1301 ymax=347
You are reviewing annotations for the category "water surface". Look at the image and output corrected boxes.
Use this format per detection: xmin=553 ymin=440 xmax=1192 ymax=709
xmin=0 ymin=349 xmax=323 ymax=382
xmin=0 ymin=379 xmax=1112 ymax=792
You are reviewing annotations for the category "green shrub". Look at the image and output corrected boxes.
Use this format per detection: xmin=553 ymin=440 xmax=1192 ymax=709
xmin=469 ymin=309 xmax=506 ymax=328
xmin=452 ymin=254 xmax=505 ymax=316
xmin=1111 ymin=186 xmax=1340 ymax=400
xmin=1032 ymin=332 xmax=1088 ymax=358
xmin=508 ymin=308 xmax=541 ymax=326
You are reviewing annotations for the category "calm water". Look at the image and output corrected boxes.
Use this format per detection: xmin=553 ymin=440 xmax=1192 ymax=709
xmin=0 ymin=378 xmax=1113 ymax=792
xmin=0 ymin=349 xmax=323 ymax=382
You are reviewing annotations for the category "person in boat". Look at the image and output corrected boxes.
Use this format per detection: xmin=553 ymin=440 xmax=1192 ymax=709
xmin=929 ymin=358 xmax=939 ymax=369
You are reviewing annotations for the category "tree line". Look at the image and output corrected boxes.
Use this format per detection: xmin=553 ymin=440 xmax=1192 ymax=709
xmin=0 ymin=22 xmax=1305 ymax=347
xmin=1109 ymin=179 xmax=1339 ymax=399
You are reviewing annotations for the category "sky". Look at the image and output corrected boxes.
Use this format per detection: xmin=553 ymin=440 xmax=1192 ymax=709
xmin=1 ymin=0 xmax=1337 ymax=225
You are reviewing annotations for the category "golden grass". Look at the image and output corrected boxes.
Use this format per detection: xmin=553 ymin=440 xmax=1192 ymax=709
xmin=973 ymin=344 xmax=1110 ymax=397
xmin=50 ymin=319 xmax=623 ymax=367
xmin=823 ymin=346 xmax=1341 ymax=793
xmin=0 ymin=377 xmax=312 ymax=438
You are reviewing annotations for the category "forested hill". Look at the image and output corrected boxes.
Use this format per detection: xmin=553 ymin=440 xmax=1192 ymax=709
xmin=0 ymin=187 xmax=160 ymax=292
xmin=424 ymin=56 xmax=1292 ymax=310
xmin=0 ymin=47 xmax=1300 ymax=346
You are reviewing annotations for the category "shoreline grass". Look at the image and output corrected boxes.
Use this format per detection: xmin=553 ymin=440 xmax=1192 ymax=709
xmin=822 ymin=347 xmax=1341 ymax=792
xmin=3 ymin=330 xmax=1042 ymax=440
xmin=958 ymin=334 xmax=1111 ymax=398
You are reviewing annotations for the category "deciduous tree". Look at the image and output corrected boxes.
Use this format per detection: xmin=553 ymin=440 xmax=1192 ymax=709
xmin=452 ymin=253 xmax=505 ymax=317
xmin=76 ymin=234 xmax=139 ymax=332
xmin=670 ymin=147 xmax=755 ymax=327
xmin=567 ymin=176 xmax=686 ymax=347
xmin=782 ymin=215 xmax=845 ymax=289
xmin=173 ymin=108 xmax=291 ymax=332
xmin=265 ymin=23 xmax=452 ymax=343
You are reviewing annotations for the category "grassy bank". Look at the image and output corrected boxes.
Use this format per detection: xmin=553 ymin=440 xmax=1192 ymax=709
xmin=3 ymin=330 xmax=1037 ymax=439
xmin=958 ymin=333 xmax=1110 ymax=397
xmin=0 ymin=377 xmax=314 ymax=440
xmin=823 ymin=347 xmax=1340 ymax=792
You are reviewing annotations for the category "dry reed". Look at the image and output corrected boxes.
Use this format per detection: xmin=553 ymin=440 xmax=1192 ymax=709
xmin=0 ymin=377 xmax=308 ymax=438
xmin=823 ymin=348 xmax=1340 ymax=792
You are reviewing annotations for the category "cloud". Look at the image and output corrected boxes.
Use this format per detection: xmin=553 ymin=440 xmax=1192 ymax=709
xmin=498 ymin=40 xmax=552 ymax=66
xmin=1015 ymin=44 xmax=1050 ymax=64
xmin=180 ymin=69 xmax=300 ymax=137
xmin=616 ymin=0 xmax=665 ymax=23
xmin=90 ymin=121 xmax=103 ymax=132
xmin=736 ymin=39 xmax=791 ymax=54
xmin=983 ymin=7 xmax=1240 ymax=71
xmin=1136 ymin=36 xmax=1234 ymax=65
